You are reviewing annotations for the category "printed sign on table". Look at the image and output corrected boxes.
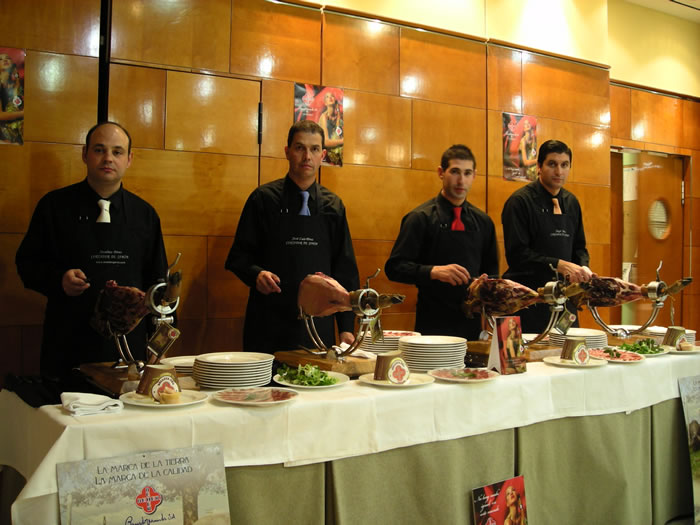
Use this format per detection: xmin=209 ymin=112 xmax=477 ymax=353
xmin=472 ymin=475 xmax=528 ymax=525
xmin=57 ymin=444 xmax=229 ymax=525
xmin=678 ymin=375 xmax=700 ymax=523
xmin=294 ymin=83 xmax=344 ymax=166
xmin=487 ymin=316 xmax=527 ymax=374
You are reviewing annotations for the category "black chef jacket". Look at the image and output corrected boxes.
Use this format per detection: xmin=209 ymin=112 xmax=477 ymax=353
xmin=225 ymin=176 xmax=359 ymax=353
xmin=501 ymin=179 xmax=590 ymax=332
xmin=15 ymin=179 xmax=168 ymax=378
xmin=385 ymin=193 xmax=499 ymax=340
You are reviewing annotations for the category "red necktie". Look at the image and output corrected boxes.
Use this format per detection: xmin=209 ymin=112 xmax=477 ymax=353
xmin=451 ymin=207 xmax=465 ymax=231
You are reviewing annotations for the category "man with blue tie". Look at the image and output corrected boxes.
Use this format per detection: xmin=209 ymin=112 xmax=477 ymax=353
xmin=226 ymin=120 xmax=359 ymax=353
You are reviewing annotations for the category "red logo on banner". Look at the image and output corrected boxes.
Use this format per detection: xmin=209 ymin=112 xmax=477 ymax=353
xmin=135 ymin=486 xmax=163 ymax=514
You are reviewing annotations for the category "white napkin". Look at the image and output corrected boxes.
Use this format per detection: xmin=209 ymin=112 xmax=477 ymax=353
xmin=61 ymin=392 xmax=124 ymax=416
xmin=337 ymin=342 xmax=377 ymax=360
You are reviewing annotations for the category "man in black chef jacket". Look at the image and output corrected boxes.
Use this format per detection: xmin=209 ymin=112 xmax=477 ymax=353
xmin=225 ymin=120 xmax=359 ymax=353
xmin=385 ymin=144 xmax=499 ymax=340
xmin=16 ymin=122 xmax=168 ymax=379
xmin=501 ymin=139 xmax=594 ymax=333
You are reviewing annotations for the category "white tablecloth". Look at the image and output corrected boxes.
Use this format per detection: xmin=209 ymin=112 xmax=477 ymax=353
xmin=3 ymin=355 xmax=700 ymax=524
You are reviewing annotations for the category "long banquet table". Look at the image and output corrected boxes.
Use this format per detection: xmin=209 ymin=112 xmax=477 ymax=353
xmin=1 ymin=356 xmax=698 ymax=524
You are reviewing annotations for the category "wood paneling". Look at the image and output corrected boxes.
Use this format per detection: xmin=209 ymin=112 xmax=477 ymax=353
xmin=488 ymin=176 xmax=527 ymax=240
xmin=689 ymin=150 xmax=700 ymax=198
xmin=487 ymin=45 xmax=522 ymax=113
xmin=523 ymin=53 xmax=609 ymax=127
xmin=165 ymin=71 xmax=260 ymax=156
xmin=0 ymin=0 xmax=100 ymax=56
xmin=262 ymin=157 xmax=290 ymax=186
xmin=124 ymin=149 xmax=258 ymax=237
xmin=682 ymin=99 xmax=700 ymax=150
xmin=412 ymin=100 xmax=486 ymax=173
xmin=322 ymin=165 xmax=436 ymax=241
xmin=323 ymin=13 xmax=398 ymax=95
xmin=109 ymin=64 xmax=165 ymax=150
xmin=162 ymin=235 xmax=207 ymax=320
xmin=0 ymin=327 xmax=22 ymax=387
xmin=207 ymin=236 xmax=249 ymax=318
xmin=112 ymin=0 xmax=230 ymax=71
xmin=23 ymin=51 xmax=98 ymax=145
xmin=400 ymin=28 xmax=485 ymax=108
xmin=377 ymin=312 xmax=417 ymax=332
xmin=231 ymin=0 xmax=320 ymax=84
xmin=682 ymin=295 xmax=700 ymax=332
xmin=611 ymin=137 xmax=645 ymax=151
xmin=342 ymin=90 xmax=411 ymax=168
xmin=630 ymin=90 xmax=682 ymax=146
xmin=690 ymin=197 xmax=700 ymax=247
xmin=610 ymin=85 xmax=631 ymax=140
xmin=0 ymin=234 xmax=46 ymax=326
xmin=569 ymin=182 xmax=611 ymax=246
xmin=262 ymin=80 xmax=294 ymax=159
xmin=169 ymin=317 xmax=245 ymax=355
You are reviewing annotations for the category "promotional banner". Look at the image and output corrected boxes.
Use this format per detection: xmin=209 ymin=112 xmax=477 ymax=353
xmin=472 ymin=475 xmax=528 ymax=525
xmin=503 ymin=112 xmax=537 ymax=181
xmin=0 ymin=47 xmax=25 ymax=145
xmin=294 ymin=83 xmax=344 ymax=166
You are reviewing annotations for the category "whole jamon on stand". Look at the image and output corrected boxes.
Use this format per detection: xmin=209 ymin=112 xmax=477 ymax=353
xmin=565 ymin=277 xmax=643 ymax=308
xmin=90 ymin=280 xmax=150 ymax=337
xmin=463 ymin=274 xmax=543 ymax=317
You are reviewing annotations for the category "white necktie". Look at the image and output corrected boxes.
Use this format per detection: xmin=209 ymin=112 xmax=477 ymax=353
xmin=97 ymin=199 xmax=111 ymax=223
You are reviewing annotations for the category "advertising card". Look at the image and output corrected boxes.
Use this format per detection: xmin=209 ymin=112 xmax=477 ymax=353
xmin=472 ymin=475 xmax=528 ymax=525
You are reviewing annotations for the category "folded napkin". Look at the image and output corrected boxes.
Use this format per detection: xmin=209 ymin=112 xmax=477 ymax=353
xmin=61 ymin=392 xmax=124 ymax=416
xmin=336 ymin=343 xmax=377 ymax=360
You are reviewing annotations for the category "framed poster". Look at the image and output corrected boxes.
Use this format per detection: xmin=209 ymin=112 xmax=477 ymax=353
xmin=294 ymin=83 xmax=344 ymax=166
xmin=0 ymin=47 xmax=25 ymax=145
xmin=503 ymin=112 xmax=537 ymax=181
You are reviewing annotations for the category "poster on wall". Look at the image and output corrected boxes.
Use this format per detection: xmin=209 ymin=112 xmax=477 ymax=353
xmin=0 ymin=47 xmax=25 ymax=145
xmin=294 ymin=83 xmax=344 ymax=166
xmin=678 ymin=375 xmax=700 ymax=523
xmin=503 ymin=112 xmax=537 ymax=181
xmin=472 ymin=475 xmax=528 ymax=525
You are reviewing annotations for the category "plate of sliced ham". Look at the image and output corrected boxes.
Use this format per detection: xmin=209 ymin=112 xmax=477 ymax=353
xmin=588 ymin=347 xmax=645 ymax=363
xmin=428 ymin=367 xmax=499 ymax=383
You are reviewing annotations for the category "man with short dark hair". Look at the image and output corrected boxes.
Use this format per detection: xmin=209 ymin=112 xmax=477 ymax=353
xmin=501 ymin=139 xmax=594 ymax=333
xmin=226 ymin=120 xmax=359 ymax=352
xmin=16 ymin=121 xmax=168 ymax=379
xmin=385 ymin=144 xmax=499 ymax=340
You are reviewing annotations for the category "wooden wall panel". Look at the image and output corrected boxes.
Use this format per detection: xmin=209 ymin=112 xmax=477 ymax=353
xmin=610 ymin=85 xmax=631 ymax=140
xmin=169 ymin=318 xmax=244 ymax=355
xmin=323 ymin=14 xmax=399 ymax=95
xmin=322 ymin=165 xmax=436 ymax=241
xmin=262 ymin=157 xmax=290 ymax=186
xmin=262 ymin=80 xmax=294 ymax=159
xmin=682 ymin=99 xmax=700 ymax=150
xmin=0 ymin=0 xmax=100 ymax=56
xmin=112 ymin=0 xmax=230 ymax=71
xmin=378 ymin=312 xmax=417 ymax=331
xmin=108 ymin=65 xmax=166 ymax=150
xmin=124 ymin=149 xmax=258 ymax=237
xmin=630 ymin=90 xmax=683 ymax=146
xmin=342 ymin=91 xmax=411 ymax=168
xmin=231 ymin=0 xmax=320 ymax=84
xmin=207 ymin=236 xmax=249 ymax=319
xmin=0 ymin=234 xmax=46 ymax=326
xmin=487 ymin=45 xmax=522 ymax=113
xmin=23 ymin=51 xmax=98 ymax=145
xmin=523 ymin=53 xmax=610 ymax=127
xmin=0 ymin=327 xmax=22 ymax=387
xmin=690 ymin=197 xmax=700 ymax=247
xmin=487 ymin=176 xmax=526 ymax=240
xmin=412 ymin=101 xmax=486 ymax=173
xmin=400 ymin=29 xmax=486 ymax=108
xmin=569 ymin=182 xmax=611 ymax=246
xmin=683 ymin=295 xmax=700 ymax=332
xmin=165 ymin=72 xmax=260 ymax=156
xmin=0 ymin=143 xmax=83 ymax=233
xmin=162 ymin=235 xmax=208 ymax=320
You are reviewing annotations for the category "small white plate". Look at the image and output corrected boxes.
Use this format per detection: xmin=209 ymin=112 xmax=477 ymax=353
xmin=428 ymin=368 xmax=499 ymax=383
xmin=160 ymin=355 xmax=196 ymax=367
xmin=543 ymin=356 xmax=608 ymax=368
xmin=213 ymin=387 xmax=298 ymax=405
xmin=120 ymin=390 xmax=208 ymax=408
xmin=357 ymin=373 xmax=434 ymax=387
xmin=273 ymin=371 xmax=350 ymax=389
xmin=669 ymin=347 xmax=700 ymax=355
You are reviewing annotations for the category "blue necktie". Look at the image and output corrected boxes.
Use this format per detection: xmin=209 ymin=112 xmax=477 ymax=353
xmin=299 ymin=191 xmax=310 ymax=216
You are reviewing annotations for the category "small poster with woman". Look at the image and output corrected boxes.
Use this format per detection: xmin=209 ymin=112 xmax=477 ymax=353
xmin=502 ymin=112 xmax=537 ymax=181
xmin=0 ymin=47 xmax=25 ymax=145
xmin=487 ymin=316 xmax=527 ymax=374
xmin=294 ymin=83 xmax=344 ymax=166
xmin=472 ymin=475 xmax=528 ymax=525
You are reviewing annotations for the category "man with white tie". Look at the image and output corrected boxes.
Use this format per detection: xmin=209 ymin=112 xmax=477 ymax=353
xmin=16 ymin=121 xmax=168 ymax=379
xmin=226 ymin=120 xmax=359 ymax=353
xmin=501 ymin=139 xmax=594 ymax=333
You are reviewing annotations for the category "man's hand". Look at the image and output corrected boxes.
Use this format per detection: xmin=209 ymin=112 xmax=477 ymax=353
xmin=339 ymin=331 xmax=355 ymax=346
xmin=256 ymin=270 xmax=281 ymax=295
xmin=62 ymin=269 xmax=90 ymax=296
xmin=557 ymin=260 xmax=595 ymax=283
xmin=430 ymin=264 xmax=471 ymax=286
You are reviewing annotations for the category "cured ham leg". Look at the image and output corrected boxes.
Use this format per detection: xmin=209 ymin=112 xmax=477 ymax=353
xmin=463 ymin=274 xmax=543 ymax=317
xmin=298 ymin=272 xmax=352 ymax=317
xmin=91 ymin=280 xmax=150 ymax=336
xmin=566 ymin=277 xmax=643 ymax=308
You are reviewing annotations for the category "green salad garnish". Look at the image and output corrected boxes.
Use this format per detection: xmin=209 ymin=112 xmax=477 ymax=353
xmin=278 ymin=364 xmax=337 ymax=386
xmin=619 ymin=338 xmax=664 ymax=355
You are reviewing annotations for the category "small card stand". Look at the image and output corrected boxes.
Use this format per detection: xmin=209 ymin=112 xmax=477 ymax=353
xmin=472 ymin=474 xmax=528 ymax=525
xmin=487 ymin=316 xmax=527 ymax=374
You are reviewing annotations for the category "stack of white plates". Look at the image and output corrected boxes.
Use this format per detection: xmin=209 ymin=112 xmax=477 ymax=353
xmin=358 ymin=330 xmax=420 ymax=354
xmin=549 ymin=327 xmax=608 ymax=349
xmin=160 ymin=355 xmax=196 ymax=375
xmin=644 ymin=326 xmax=696 ymax=344
xmin=398 ymin=335 xmax=467 ymax=372
xmin=193 ymin=352 xmax=274 ymax=389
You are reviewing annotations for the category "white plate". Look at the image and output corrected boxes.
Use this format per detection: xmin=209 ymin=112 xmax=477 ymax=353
xmin=273 ymin=371 xmax=350 ymax=389
xmin=120 ymin=390 xmax=208 ymax=408
xmin=669 ymin=347 xmax=700 ymax=354
xmin=357 ymin=373 xmax=435 ymax=387
xmin=160 ymin=355 xmax=196 ymax=367
xmin=428 ymin=368 xmax=499 ymax=383
xmin=551 ymin=327 xmax=606 ymax=337
xmin=588 ymin=348 xmax=645 ymax=364
xmin=213 ymin=387 xmax=298 ymax=405
xmin=196 ymin=352 xmax=274 ymax=365
xmin=399 ymin=335 xmax=466 ymax=345
xmin=543 ymin=356 xmax=608 ymax=368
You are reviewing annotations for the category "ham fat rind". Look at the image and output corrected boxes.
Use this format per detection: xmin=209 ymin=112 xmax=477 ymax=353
xmin=463 ymin=274 xmax=542 ymax=317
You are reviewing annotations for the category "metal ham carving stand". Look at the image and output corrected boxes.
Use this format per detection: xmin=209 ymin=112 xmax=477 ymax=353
xmin=300 ymin=269 xmax=405 ymax=361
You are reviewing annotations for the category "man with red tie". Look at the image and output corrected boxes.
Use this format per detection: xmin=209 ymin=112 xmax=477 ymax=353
xmin=501 ymin=139 xmax=594 ymax=333
xmin=385 ymin=144 xmax=498 ymax=340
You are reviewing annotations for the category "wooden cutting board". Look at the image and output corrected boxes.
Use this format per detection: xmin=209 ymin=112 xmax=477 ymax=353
xmin=274 ymin=350 xmax=375 ymax=377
